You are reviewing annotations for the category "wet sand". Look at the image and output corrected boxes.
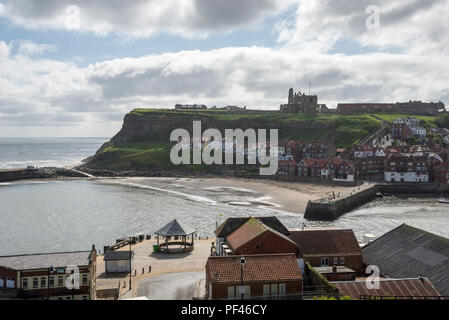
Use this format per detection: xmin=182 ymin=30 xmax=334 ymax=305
xmin=171 ymin=177 xmax=365 ymax=214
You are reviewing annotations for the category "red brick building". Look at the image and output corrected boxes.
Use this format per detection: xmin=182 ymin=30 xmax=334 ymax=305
xmin=289 ymin=228 xmax=363 ymax=277
xmin=298 ymin=142 xmax=336 ymax=160
xmin=434 ymin=161 xmax=449 ymax=185
xmin=205 ymin=253 xmax=303 ymax=300
xmin=226 ymin=218 xmax=301 ymax=258
xmin=277 ymin=159 xmax=298 ymax=175
xmin=0 ymin=247 xmax=97 ymax=300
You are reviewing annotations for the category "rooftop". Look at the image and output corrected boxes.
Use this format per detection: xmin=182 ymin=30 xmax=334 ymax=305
xmin=155 ymin=219 xmax=196 ymax=237
xmin=214 ymin=216 xmax=290 ymax=238
xmin=104 ymin=250 xmax=133 ymax=261
xmin=363 ymin=224 xmax=449 ymax=296
xmin=289 ymin=228 xmax=362 ymax=256
xmin=206 ymin=253 xmax=302 ymax=283
xmin=332 ymin=278 xmax=441 ymax=299
xmin=0 ymin=251 xmax=93 ymax=271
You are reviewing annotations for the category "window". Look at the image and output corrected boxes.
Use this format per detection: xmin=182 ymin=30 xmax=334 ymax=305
xmin=340 ymin=257 xmax=345 ymax=265
xmin=82 ymin=274 xmax=88 ymax=285
xmin=279 ymin=284 xmax=286 ymax=297
xmin=22 ymin=278 xmax=28 ymax=289
xmin=40 ymin=277 xmax=46 ymax=288
xmin=33 ymin=277 xmax=38 ymax=289
xmin=321 ymin=257 xmax=329 ymax=266
xmin=58 ymin=276 xmax=63 ymax=287
xmin=82 ymin=296 xmax=88 ymax=300
xmin=333 ymin=257 xmax=338 ymax=265
xmin=227 ymin=286 xmax=235 ymax=299
xmin=271 ymin=284 xmax=278 ymax=298
xmin=263 ymin=284 xmax=270 ymax=298
xmin=0 ymin=277 xmax=3 ymax=288
xmin=49 ymin=276 xmax=54 ymax=288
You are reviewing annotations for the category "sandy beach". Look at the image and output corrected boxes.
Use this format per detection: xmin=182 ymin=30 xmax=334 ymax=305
xmin=170 ymin=176 xmax=366 ymax=214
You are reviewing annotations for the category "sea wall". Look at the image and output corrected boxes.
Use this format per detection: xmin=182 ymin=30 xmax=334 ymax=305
xmin=0 ymin=167 xmax=89 ymax=182
xmin=304 ymin=183 xmax=441 ymax=221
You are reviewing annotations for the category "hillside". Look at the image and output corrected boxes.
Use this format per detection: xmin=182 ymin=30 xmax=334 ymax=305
xmin=83 ymin=109 xmax=440 ymax=173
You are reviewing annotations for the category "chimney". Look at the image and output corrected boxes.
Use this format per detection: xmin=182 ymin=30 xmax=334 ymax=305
xmin=419 ymin=274 xmax=425 ymax=283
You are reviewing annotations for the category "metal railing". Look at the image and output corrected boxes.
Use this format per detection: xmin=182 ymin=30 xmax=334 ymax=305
xmin=359 ymin=295 xmax=448 ymax=300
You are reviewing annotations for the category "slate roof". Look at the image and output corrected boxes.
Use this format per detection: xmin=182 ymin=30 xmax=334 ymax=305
xmin=155 ymin=219 xmax=196 ymax=237
xmin=332 ymin=278 xmax=441 ymax=299
xmin=289 ymin=229 xmax=362 ymax=256
xmin=214 ymin=216 xmax=290 ymax=238
xmin=362 ymin=224 xmax=449 ymax=296
xmin=0 ymin=251 xmax=93 ymax=271
xmin=104 ymin=250 xmax=133 ymax=261
xmin=206 ymin=253 xmax=302 ymax=283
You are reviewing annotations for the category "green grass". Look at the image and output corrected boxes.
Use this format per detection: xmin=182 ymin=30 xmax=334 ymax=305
xmin=88 ymin=109 xmax=439 ymax=171
xmin=370 ymin=113 xmax=438 ymax=126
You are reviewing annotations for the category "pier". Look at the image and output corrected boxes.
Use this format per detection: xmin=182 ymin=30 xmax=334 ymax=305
xmin=0 ymin=167 xmax=91 ymax=182
xmin=305 ymin=182 xmax=443 ymax=221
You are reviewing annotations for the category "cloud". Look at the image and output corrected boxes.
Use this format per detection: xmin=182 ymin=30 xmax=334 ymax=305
xmin=1 ymin=1 xmax=449 ymax=137
xmin=18 ymin=40 xmax=57 ymax=56
xmin=1 ymin=0 xmax=295 ymax=38
xmin=278 ymin=0 xmax=449 ymax=54
xmin=0 ymin=41 xmax=11 ymax=59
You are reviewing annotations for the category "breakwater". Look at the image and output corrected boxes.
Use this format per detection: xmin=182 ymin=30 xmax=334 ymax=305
xmin=0 ymin=167 xmax=90 ymax=182
xmin=304 ymin=183 xmax=443 ymax=221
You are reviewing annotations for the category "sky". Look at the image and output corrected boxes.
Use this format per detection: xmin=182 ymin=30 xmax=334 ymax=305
xmin=0 ymin=0 xmax=448 ymax=137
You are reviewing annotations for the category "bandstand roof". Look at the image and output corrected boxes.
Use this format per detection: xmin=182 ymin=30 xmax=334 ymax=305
xmin=155 ymin=219 xmax=196 ymax=237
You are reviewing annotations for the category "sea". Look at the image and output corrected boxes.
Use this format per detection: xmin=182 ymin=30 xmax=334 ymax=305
xmin=1 ymin=137 xmax=449 ymax=256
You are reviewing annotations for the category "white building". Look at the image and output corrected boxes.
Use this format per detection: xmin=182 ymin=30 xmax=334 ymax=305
xmin=384 ymin=172 xmax=429 ymax=183
xmin=104 ymin=250 xmax=134 ymax=273
xmin=409 ymin=126 xmax=427 ymax=138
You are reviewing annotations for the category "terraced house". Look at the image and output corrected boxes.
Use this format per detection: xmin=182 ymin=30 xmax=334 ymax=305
xmin=0 ymin=247 xmax=97 ymax=300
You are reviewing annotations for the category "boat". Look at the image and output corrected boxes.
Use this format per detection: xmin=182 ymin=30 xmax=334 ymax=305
xmin=438 ymin=189 xmax=449 ymax=203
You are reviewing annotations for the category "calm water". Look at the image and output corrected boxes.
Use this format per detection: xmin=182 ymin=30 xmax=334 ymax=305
xmin=0 ymin=137 xmax=107 ymax=169
xmin=1 ymin=178 xmax=449 ymax=256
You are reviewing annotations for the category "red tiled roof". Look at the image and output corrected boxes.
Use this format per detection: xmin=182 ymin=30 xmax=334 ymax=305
xmin=226 ymin=217 xmax=298 ymax=252
xmin=289 ymin=229 xmax=362 ymax=256
xmin=227 ymin=217 xmax=267 ymax=251
xmin=332 ymin=278 xmax=441 ymax=299
xmin=206 ymin=253 xmax=302 ymax=283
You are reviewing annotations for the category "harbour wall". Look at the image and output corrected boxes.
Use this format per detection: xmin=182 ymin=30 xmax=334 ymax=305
xmin=304 ymin=183 xmax=443 ymax=221
xmin=0 ymin=167 xmax=89 ymax=182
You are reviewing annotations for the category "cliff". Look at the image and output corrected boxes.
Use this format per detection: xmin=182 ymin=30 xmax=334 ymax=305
xmin=83 ymin=109 xmax=382 ymax=173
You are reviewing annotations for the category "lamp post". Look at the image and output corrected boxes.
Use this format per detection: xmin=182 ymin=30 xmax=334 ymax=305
xmin=239 ymin=256 xmax=246 ymax=300
xmin=129 ymin=237 xmax=132 ymax=290
xmin=47 ymin=266 xmax=55 ymax=300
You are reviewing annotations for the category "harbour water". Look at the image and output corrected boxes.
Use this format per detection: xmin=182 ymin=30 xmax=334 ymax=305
xmin=1 ymin=177 xmax=449 ymax=256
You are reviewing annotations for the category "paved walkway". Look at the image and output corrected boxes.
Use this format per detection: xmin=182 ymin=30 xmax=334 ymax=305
xmin=95 ymin=238 xmax=214 ymax=299
xmin=137 ymin=271 xmax=205 ymax=300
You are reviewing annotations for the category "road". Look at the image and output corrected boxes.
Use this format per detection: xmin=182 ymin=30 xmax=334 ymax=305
xmin=137 ymin=271 xmax=204 ymax=300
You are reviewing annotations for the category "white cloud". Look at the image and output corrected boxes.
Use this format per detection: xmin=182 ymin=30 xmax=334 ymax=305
xmin=1 ymin=1 xmax=449 ymax=137
xmin=18 ymin=40 xmax=57 ymax=56
xmin=1 ymin=0 xmax=296 ymax=38
xmin=278 ymin=0 xmax=449 ymax=54
xmin=0 ymin=41 xmax=11 ymax=59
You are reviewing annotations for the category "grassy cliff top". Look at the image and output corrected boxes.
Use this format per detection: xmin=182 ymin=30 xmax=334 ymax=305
xmin=87 ymin=109 xmax=441 ymax=171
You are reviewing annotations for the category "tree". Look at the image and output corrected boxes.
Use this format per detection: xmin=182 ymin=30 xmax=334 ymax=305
xmin=435 ymin=114 xmax=449 ymax=128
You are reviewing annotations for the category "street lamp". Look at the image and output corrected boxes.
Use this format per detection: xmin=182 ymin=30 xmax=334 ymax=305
xmin=47 ymin=266 xmax=55 ymax=300
xmin=129 ymin=237 xmax=132 ymax=290
xmin=239 ymin=256 xmax=246 ymax=300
